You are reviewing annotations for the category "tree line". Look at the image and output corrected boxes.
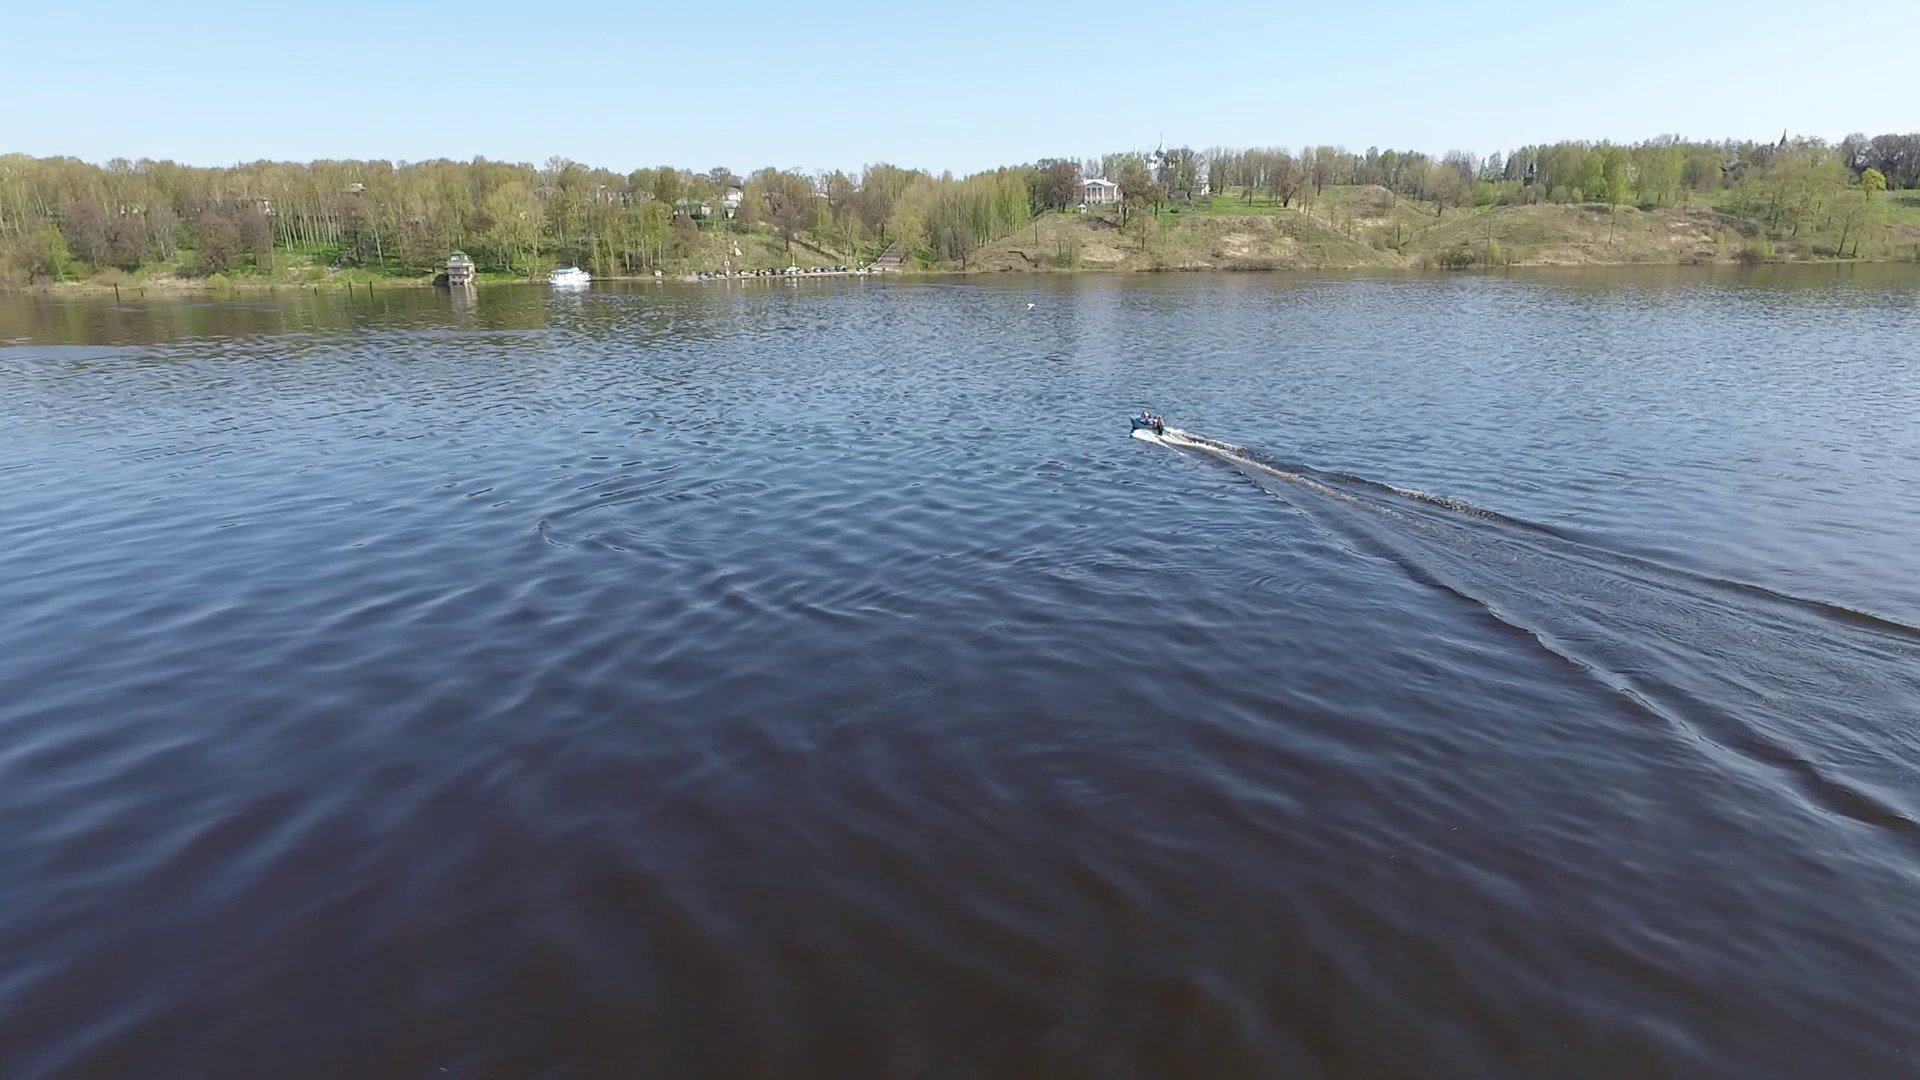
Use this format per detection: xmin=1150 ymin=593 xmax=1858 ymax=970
xmin=1201 ymin=134 xmax=1914 ymax=214
xmin=1122 ymin=134 xmax=1913 ymax=252
xmin=2 ymin=130 xmax=1914 ymax=283
xmin=0 ymin=155 xmax=1042 ymax=283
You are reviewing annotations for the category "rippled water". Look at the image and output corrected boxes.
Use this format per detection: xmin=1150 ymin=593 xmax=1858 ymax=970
xmin=3 ymin=268 xmax=1919 ymax=1077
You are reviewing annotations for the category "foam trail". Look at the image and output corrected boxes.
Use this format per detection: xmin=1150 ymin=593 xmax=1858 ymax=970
xmin=1145 ymin=425 xmax=1920 ymax=842
xmin=1158 ymin=427 xmax=1920 ymax=637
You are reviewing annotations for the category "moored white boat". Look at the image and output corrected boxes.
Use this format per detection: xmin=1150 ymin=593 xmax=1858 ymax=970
xmin=547 ymin=266 xmax=591 ymax=287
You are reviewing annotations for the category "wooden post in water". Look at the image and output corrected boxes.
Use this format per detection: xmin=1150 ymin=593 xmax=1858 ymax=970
xmin=113 ymin=284 xmax=120 ymax=302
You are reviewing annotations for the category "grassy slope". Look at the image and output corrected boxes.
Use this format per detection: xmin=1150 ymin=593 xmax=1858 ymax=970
xmin=676 ymin=222 xmax=883 ymax=272
xmin=1408 ymin=203 xmax=1728 ymax=265
xmin=44 ymin=248 xmax=413 ymax=292
xmin=961 ymin=186 xmax=1920 ymax=273
xmin=1871 ymin=191 xmax=1920 ymax=259
xmin=29 ymin=191 xmax=1920 ymax=290
xmin=970 ymin=203 xmax=1394 ymax=272
xmin=30 ymin=221 xmax=867 ymax=291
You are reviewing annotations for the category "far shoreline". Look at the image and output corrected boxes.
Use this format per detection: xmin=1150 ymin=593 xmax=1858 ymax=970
xmin=10 ymin=252 xmax=1919 ymax=298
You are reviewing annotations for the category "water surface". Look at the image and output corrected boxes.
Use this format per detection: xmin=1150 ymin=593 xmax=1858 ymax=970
xmin=3 ymin=268 xmax=1919 ymax=1077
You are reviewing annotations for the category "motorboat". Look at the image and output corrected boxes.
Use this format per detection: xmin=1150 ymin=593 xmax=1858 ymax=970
xmin=548 ymin=266 xmax=591 ymax=287
xmin=1129 ymin=411 xmax=1165 ymax=435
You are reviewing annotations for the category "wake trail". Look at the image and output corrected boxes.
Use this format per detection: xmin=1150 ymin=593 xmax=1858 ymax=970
xmin=1151 ymin=426 xmax=1920 ymax=843
xmin=1159 ymin=428 xmax=1920 ymax=644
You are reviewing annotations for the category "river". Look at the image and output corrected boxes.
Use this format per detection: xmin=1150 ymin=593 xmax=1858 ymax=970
xmin=3 ymin=267 xmax=1918 ymax=1076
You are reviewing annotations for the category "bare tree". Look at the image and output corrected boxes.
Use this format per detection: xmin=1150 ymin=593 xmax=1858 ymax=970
xmin=1162 ymin=148 xmax=1199 ymax=201
xmin=193 ymin=206 xmax=242 ymax=274
xmin=58 ymin=201 xmax=110 ymax=267
xmin=770 ymin=172 xmax=813 ymax=253
xmin=1029 ymin=159 xmax=1082 ymax=213
xmin=106 ymin=212 xmax=145 ymax=267
xmin=1267 ymin=152 xmax=1303 ymax=207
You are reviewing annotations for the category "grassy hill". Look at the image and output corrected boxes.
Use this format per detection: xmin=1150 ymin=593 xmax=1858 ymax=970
xmin=957 ymin=186 xmax=1920 ymax=274
xmin=1407 ymin=203 xmax=1724 ymax=266
xmin=26 ymin=188 xmax=1919 ymax=292
xmin=658 ymin=224 xmax=870 ymax=274
xmin=968 ymin=201 xmax=1394 ymax=272
xmin=27 ymin=220 xmax=871 ymax=293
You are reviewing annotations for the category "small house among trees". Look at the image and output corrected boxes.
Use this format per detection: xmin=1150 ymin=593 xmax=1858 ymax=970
xmin=1082 ymin=178 xmax=1119 ymax=205
xmin=445 ymin=251 xmax=475 ymax=286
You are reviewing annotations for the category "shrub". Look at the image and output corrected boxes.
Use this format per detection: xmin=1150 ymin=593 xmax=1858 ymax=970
xmin=11 ymin=226 xmax=75 ymax=283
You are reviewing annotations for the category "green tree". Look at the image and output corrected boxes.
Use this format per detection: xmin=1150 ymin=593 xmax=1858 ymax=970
xmin=886 ymin=199 xmax=925 ymax=260
xmin=480 ymin=180 xmax=540 ymax=275
xmin=1115 ymin=156 xmax=1152 ymax=224
xmin=1836 ymin=168 xmax=1888 ymax=257
xmin=627 ymin=200 xmax=671 ymax=270
xmin=1377 ymin=149 xmax=1400 ymax=190
xmin=1635 ymin=145 xmax=1682 ymax=207
xmin=857 ymin=163 xmax=922 ymax=244
xmin=12 ymin=225 xmax=75 ymax=283
xmin=734 ymin=179 xmax=766 ymax=228
xmin=1577 ymin=148 xmax=1608 ymax=203
xmin=1602 ymin=146 xmax=1631 ymax=240
xmin=1421 ymin=161 xmax=1469 ymax=216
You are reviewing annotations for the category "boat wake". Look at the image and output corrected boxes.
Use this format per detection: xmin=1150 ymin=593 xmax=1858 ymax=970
xmin=1147 ymin=426 xmax=1920 ymax=841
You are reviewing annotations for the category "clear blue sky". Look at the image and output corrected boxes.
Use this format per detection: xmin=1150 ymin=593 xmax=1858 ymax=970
xmin=9 ymin=0 xmax=1913 ymax=173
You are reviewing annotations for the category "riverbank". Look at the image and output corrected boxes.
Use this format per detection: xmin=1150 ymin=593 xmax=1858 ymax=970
xmin=2 ymin=221 xmax=872 ymax=295
xmin=10 ymin=187 xmax=1917 ymax=296
xmin=9 ymin=268 xmax=877 ymax=296
xmin=962 ymin=187 xmax=1920 ymax=272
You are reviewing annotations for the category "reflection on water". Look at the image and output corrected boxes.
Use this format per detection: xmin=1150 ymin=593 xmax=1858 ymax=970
xmin=2 ymin=267 xmax=1919 ymax=1076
